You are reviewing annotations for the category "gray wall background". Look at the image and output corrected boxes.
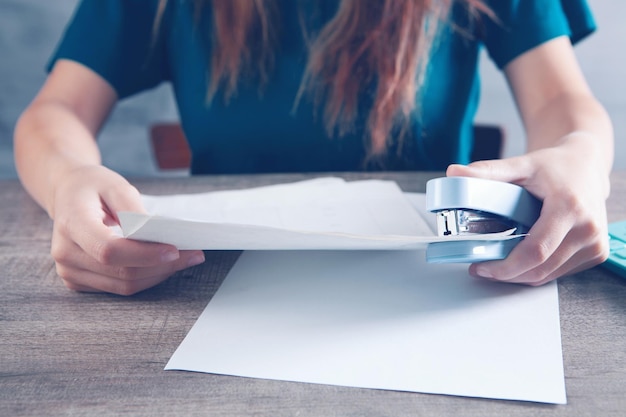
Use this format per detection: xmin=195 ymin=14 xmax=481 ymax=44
xmin=1 ymin=0 xmax=624 ymax=179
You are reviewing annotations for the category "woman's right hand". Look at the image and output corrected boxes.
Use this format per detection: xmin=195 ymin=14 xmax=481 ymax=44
xmin=49 ymin=165 xmax=205 ymax=295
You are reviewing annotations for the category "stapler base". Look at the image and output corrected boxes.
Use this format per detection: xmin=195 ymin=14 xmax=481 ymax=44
xmin=426 ymin=239 xmax=522 ymax=263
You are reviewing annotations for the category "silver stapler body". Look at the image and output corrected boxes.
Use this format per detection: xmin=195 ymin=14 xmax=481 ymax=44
xmin=425 ymin=177 xmax=542 ymax=263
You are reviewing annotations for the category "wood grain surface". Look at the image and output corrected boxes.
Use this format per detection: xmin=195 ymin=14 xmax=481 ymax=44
xmin=1 ymin=172 xmax=625 ymax=417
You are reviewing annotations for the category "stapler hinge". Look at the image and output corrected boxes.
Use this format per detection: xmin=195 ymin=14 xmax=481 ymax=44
xmin=435 ymin=209 xmax=516 ymax=237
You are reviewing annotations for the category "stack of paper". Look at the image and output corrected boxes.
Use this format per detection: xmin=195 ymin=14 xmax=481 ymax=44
xmin=118 ymin=178 xmax=517 ymax=250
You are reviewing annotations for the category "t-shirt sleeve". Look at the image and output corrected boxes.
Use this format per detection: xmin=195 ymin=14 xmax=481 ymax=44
xmin=47 ymin=0 xmax=171 ymax=99
xmin=482 ymin=0 xmax=596 ymax=69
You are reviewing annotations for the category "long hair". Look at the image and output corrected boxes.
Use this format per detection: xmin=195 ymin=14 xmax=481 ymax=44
xmin=156 ymin=0 xmax=491 ymax=155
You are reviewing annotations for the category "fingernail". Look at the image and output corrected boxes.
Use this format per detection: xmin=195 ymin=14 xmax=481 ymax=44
xmin=187 ymin=253 xmax=205 ymax=268
xmin=161 ymin=250 xmax=180 ymax=263
xmin=475 ymin=265 xmax=493 ymax=279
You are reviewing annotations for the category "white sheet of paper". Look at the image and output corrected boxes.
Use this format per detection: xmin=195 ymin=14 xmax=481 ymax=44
xmin=165 ymin=250 xmax=566 ymax=404
xmin=118 ymin=178 xmax=520 ymax=250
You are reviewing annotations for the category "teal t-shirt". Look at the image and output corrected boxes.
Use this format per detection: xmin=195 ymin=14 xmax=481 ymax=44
xmin=48 ymin=0 xmax=595 ymax=174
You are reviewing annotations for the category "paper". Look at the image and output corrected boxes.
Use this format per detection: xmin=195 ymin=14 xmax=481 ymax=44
xmin=118 ymin=178 xmax=520 ymax=250
xmin=158 ymin=186 xmax=566 ymax=403
xmin=165 ymin=250 xmax=566 ymax=404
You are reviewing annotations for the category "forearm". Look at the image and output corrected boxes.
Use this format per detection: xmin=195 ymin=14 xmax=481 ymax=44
xmin=522 ymin=91 xmax=614 ymax=173
xmin=14 ymin=99 xmax=103 ymax=217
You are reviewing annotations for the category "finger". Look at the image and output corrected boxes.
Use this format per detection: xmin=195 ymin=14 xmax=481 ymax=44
xmin=471 ymin=210 xmax=608 ymax=285
xmin=60 ymin=267 xmax=174 ymax=295
xmin=84 ymin=236 xmax=183 ymax=268
xmin=54 ymin=218 xmax=183 ymax=268
xmin=539 ymin=253 xmax=607 ymax=284
xmin=61 ymin=282 xmax=104 ymax=293
xmin=493 ymin=226 xmax=608 ymax=286
xmin=446 ymin=156 xmax=533 ymax=186
xmin=57 ymin=251 xmax=205 ymax=295
xmin=495 ymin=252 xmax=599 ymax=287
xmin=473 ymin=238 xmax=575 ymax=285
xmin=99 ymin=180 xmax=146 ymax=224
xmin=55 ymin=170 xmax=145 ymax=227
xmin=53 ymin=238 xmax=205 ymax=280
xmin=471 ymin=198 xmax=575 ymax=281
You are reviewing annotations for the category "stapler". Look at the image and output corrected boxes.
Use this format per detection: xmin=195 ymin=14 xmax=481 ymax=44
xmin=425 ymin=177 xmax=542 ymax=263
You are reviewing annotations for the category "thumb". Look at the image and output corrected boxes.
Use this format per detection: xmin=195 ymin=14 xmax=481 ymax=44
xmin=446 ymin=156 xmax=533 ymax=186
xmin=98 ymin=176 xmax=147 ymax=227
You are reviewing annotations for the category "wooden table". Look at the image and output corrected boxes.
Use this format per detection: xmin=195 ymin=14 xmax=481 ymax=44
xmin=2 ymin=172 xmax=625 ymax=417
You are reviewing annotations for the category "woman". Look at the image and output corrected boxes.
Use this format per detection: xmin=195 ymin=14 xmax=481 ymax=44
xmin=14 ymin=0 xmax=613 ymax=295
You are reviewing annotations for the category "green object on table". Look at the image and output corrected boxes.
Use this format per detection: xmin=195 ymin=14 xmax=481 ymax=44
xmin=604 ymin=220 xmax=626 ymax=279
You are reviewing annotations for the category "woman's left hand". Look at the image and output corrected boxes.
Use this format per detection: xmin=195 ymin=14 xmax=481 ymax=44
xmin=447 ymin=133 xmax=610 ymax=286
